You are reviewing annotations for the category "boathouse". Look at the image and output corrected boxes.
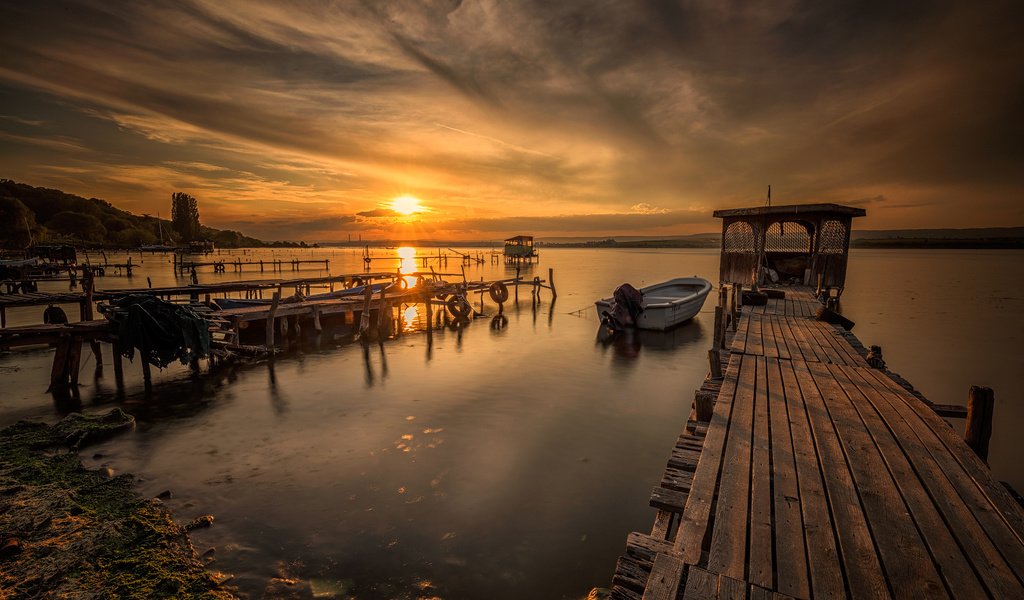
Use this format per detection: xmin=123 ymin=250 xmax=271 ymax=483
xmin=503 ymin=235 xmax=538 ymax=264
xmin=713 ymin=203 xmax=864 ymax=293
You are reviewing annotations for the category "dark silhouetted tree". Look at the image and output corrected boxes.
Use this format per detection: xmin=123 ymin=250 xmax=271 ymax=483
xmin=47 ymin=211 xmax=107 ymax=242
xmin=171 ymin=192 xmax=201 ymax=242
xmin=0 ymin=196 xmax=37 ymax=249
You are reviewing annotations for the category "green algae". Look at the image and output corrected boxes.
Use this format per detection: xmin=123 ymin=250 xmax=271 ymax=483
xmin=0 ymin=409 xmax=235 ymax=599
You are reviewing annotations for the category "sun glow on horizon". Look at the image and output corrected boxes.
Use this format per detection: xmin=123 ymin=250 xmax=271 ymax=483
xmin=391 ymin=195 xmax=424 ymax=216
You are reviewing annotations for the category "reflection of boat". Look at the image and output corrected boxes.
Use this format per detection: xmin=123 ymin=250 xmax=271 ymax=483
xmin=595 ymin=277 xmax=711 ymax=331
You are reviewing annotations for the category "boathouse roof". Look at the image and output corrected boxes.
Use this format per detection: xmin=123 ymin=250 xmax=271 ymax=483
xmin=713 ymin=203 xmax=866 ymax=219
xmin=504 ymin=235 xmax=533 ymax=242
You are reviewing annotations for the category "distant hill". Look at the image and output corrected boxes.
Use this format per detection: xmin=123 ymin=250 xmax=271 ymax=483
xmin=0 ymin=179 xmax=268 ymax=249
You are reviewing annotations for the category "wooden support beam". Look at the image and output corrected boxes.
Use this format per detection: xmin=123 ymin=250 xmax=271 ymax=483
xmin=49 ymin=336 xmax=71 ymax=391
xmin=713 ymin=306 xmax=723 ymax=349
xmin=312 ymin=304 xmax=323 ymax=332
xmin=964 ymin=386 xmax=995 ymax=462
xmin=266 ymin=291 xmax=281 ymax=350
xmin=694 ymin=391 xmax=715 ymax=422
xmin=548 ymin=268 xmax=557 ymax=299
xmin=112 ymin=342 xmax=124 ymax=390
xmin=708 ymin=348 xmax=723 ymax=378
xmin=359 ymin=284 xmax=373 ymax=339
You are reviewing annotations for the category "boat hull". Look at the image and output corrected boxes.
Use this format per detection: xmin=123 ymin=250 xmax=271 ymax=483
xmin=595 ymin=277 xmax=712 ymax=331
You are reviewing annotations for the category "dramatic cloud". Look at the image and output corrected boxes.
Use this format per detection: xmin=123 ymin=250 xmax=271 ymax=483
xmin=0 ymin=0 xmax=1021 ymax=240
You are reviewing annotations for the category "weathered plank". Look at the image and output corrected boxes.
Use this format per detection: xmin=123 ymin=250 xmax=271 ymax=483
xmin=792 ymin=359 xmax=888 ymax=598
xmin=767 ymin=358 xmax=810 ymax=599
xmin=749 ymin=356 xmax=773 ymax=589
xmin=779 ymin=359 xmax=843 ymax=598
xmin=681 ymin=566 xmax=719 ymax=600
xmin=808 ymin=360 xmax=948 ymax=598
xmin=651 ymin=486 xmax=689 ymax=512
xmin=838 ymin=365 xmax=1000 ymax=598
xmin=642 ymin=553 xmax=686 ymax=600
xmin=861 ymin=367 xmax=1024 ymax=583
xmin=675 ymin=352 xmax=743 ymax=564
xmin=708 ymin=353 xmax=758 ymax=580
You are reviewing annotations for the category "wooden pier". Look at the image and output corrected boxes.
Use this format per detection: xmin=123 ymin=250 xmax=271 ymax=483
xmin=0 ymin=268 xmax=556 ymax=394
xmin=610 ymin=204 xmax=1024 ymax=599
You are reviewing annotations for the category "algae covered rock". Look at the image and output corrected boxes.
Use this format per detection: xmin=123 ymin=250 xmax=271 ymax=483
xmin=0 ymin=409 xmax=234 ymax=599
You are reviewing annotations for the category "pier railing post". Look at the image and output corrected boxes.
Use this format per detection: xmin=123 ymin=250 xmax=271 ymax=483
xmin=266 ymin=291 xmax=281 ymax=351
xmin=708 ymin=349 xmax=723 ymax=378
xmin=964 ymin=386 xmax=995 ymax=462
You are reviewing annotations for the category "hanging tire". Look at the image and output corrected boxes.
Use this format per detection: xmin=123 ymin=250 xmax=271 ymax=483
xmin=43 ymin=305 xmax=68 ymax=324
xmin=488 ymin=281 xmax=509 ymax=303
xmin=446 ymin=295 xmax=471 ymax=319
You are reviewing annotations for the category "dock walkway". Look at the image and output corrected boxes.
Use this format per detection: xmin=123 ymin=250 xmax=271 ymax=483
xmin=613 ymin=287 xmax=1024 ymax=599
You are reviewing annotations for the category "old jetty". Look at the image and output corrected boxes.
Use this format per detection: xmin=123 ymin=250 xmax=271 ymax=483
xmin=0 ymin=266 xmax=556 ymax=395
xmin=611 ymin=204 xmax=1024 ymax=599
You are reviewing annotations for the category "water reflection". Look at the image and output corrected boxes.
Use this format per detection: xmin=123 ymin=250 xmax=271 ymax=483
xmin=402 ymin=305 xmax=419 ymax=334
xmin=397 ymin=246 xmax=418 ymax=288
xmin=596 ymin=319 xmax=706 ymax=362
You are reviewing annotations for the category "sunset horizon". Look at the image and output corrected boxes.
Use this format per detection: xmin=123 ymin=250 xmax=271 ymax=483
xmin=2 ymin=1 xmax=1022 ymax=242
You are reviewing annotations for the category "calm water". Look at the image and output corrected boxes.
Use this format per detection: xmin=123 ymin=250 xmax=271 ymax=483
xmin=1 ymin=248 xmax=1021 ymax=599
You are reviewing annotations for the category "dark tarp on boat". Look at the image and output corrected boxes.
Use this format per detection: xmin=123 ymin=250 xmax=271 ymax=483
xmin=601 ymin=283 xmax=644 ymax=330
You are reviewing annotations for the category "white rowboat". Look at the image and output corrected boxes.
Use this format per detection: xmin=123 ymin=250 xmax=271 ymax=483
xmin=595 ymin=277 xmax=712 ymax=331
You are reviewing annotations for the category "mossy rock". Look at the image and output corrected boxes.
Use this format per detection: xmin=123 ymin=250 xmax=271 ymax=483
xmin=0 ymin=409 xmax=234 ymax=599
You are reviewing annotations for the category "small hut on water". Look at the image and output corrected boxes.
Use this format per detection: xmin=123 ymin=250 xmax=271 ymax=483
xmin=503 ymin=235 xmax=538 ymax=265
xmin=713 ymin=203 xmax=865 ymax=296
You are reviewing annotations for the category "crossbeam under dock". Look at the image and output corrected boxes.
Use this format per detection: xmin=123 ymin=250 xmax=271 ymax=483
xmin=611 ymin=286 xmax=1024 ymax=600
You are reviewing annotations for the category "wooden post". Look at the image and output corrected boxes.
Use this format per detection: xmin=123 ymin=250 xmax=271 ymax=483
xmin=112 ymin=342 xmax=124 ymax=390
xmin=548 ymin=268 xmax=557 ymax=299
xmin=141 ymin=359 xmax=152 ymax=389
xmin=515 ymin=266 xmax=520 ymax=302
xmin=312 ymin=304 xmax=323 ymax=332
xmin=694 ymin=391 xmax=715 ymax=422
xmin=1 ymin=306 xmax=6 ymax=328
xmin=708 ymin=349 xmax=723 ymax=378
xmin=964 ymin=386 xmax=995 ymax=462
xmin=359 ymin=284 xmax=373 ymax=339
xmin=424 ymin=292 xmax=433 ymax=339
xmin=266 ymin=291 xmax=281 ymax=350
xmin=49 ymin=336 xmax=71 ymax=391
xmin=375 ymin=287 xmax=387 ymax=335
xmin=80 ymin=267 xmax=94 ymax=321
xmin=713 ymin=306 xmax=723 ymax=349
xmin=731 ymin=285 xmax=739 ymax=331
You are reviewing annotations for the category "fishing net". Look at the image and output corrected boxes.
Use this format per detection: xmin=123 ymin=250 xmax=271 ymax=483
xmin=103 ymin=295 xmax=210 ymax=368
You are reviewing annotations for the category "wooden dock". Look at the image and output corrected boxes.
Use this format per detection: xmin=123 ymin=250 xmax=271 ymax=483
xmin=612 ymin=287 xmax=1024 ymax=599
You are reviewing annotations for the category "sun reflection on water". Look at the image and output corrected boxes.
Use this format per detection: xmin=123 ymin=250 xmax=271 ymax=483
xmin=396 ymin=246 xmax=419 ymax=288
xmin=403 ymin=305 xmax=419 ymax=333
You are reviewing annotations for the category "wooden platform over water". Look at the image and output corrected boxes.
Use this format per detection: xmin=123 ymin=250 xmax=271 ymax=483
xmin=613 ymin=287 xmax=1024 ymax=599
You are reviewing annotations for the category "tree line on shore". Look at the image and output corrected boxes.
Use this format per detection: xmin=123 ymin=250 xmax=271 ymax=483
xmin=0 ymin=180 xmax=307 ymax=250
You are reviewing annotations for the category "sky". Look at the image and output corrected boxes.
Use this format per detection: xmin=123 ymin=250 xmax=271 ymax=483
xmin=0 ymin=0 xmax=1022 ymax=241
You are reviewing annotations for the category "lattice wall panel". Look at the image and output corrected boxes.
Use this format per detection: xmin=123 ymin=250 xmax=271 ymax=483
xmin=819 ymin=219 xmax=847 ymax=254
xmin=724 ymin=221 xmax=756 ymax=253
xmin=765 ymin=221 xmax=811 ymax=253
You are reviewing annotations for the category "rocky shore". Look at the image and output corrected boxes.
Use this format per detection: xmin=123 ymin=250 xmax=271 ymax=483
xmin=0 ymin=409 xmax=234 ymax=599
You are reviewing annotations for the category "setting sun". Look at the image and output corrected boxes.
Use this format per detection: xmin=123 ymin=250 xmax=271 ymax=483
xmin=390 ymin=195 xmax=424 ymax=215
